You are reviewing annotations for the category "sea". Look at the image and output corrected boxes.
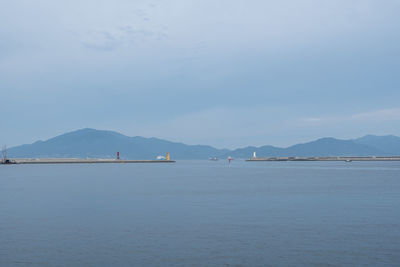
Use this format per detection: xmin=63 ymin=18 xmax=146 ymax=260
xmin=1 ymin=160 xmax=399 ymax=266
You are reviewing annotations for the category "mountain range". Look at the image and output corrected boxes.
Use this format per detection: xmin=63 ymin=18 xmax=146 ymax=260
xmin=6 ymin=128 xmax=400 ymax=159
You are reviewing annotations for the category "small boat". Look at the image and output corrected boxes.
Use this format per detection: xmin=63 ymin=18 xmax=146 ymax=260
xmin=209 ymin=157 xmax=218 ymax=161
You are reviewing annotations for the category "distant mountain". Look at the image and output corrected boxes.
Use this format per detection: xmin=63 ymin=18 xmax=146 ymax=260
xmin=226 ymin=137 xmax=384 ymax=158
xmin=354 ymin=135 xmax=400 ymax=155
xmin=283 ymin=137 xmax=383 ymax=156
xmin=8 ymin=128 xmax=228 ymax=160
xmin=6 ymin=129 xmax=400 ymax=159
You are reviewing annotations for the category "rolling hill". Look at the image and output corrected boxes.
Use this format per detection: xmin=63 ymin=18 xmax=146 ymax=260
xmin=6 ymin=129 xmax=400 ymax=159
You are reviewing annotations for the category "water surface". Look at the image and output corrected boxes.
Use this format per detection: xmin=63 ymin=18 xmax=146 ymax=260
xmin=1 ymin=161 xmax=399 ymax=266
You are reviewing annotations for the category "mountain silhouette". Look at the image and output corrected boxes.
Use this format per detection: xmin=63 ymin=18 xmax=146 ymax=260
xmin=7 ymin=129 xmax=400 ymax=159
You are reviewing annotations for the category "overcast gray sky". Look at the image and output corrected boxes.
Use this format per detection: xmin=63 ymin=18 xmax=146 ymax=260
xmin=1 ymin=0 xmax=400 ymax=148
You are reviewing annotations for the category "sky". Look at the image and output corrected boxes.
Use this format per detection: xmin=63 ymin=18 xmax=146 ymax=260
xmin=1 ymin=0 xmax=400 ymax=149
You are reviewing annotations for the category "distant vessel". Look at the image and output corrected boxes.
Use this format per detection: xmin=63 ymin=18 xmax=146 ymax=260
xmin=209 ymin=157 xmax=218 ymax=161
xmin=156 ymin=155 xmax=166 ymax=160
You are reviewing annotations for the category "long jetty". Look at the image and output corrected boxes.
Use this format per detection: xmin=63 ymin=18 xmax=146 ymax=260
xmin=2 ymin=158 xmax=175 ymax=164
xmin=246 ymin=156 xmax=400 ymax=162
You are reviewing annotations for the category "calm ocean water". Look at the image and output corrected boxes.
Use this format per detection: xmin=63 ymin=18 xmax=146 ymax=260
xmin=1 ymin=160 xmax=399 ymax=266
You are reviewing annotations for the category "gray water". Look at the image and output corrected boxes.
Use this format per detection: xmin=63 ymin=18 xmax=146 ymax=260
xmin=1 ymin=160 xmax=399 ymax=266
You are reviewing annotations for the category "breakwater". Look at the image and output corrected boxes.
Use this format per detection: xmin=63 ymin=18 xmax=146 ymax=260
xmin=2 ymin=158 xmax=175 ymax=164
xmin=246 ymin=156 xmax=400 ymax=162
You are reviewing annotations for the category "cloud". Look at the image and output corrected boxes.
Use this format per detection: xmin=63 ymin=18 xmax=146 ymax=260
xmin=1 ymin=0 xmax=400 ymax=147
xmin=76 ymin=24 xmax=168 ymax=51
xmin=80 ymin=30 xmax=120 ymax=51
xmin=350 ymin=108 xmax=400 ymax=121
xmin=300 ymin=108 xmax=400 ymax=126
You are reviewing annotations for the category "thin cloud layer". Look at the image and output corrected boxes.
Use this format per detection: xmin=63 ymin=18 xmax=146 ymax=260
xmin=1 ymin=0 xmax=400 ymax=146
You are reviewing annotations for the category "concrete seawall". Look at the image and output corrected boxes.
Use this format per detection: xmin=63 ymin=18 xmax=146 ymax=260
xmin=2 ymin=158 xmax=175 ymax=164
xmin=246 ymin=156 xmax=400 ymax=162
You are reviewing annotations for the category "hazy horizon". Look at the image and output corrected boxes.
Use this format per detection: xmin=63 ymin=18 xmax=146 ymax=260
xmin=1 ymin=0 xmax=400 ymax=148
xmin=4 ymin=127 xmax=399 ymax=151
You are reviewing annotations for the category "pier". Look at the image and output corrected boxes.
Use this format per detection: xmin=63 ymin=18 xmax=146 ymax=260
xmin=246 ymin=156 xmax=400 ymax=162
xmin=2 ymin=158 xmax=175 ymax=164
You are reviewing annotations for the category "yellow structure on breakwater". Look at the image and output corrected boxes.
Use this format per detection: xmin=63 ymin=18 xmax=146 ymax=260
xmin=2 ymin=157 xmax=175 ymax=165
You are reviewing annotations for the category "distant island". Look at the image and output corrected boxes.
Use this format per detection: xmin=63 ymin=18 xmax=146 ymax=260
xmin=5 ymin=128 xmax=400 ymax=159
